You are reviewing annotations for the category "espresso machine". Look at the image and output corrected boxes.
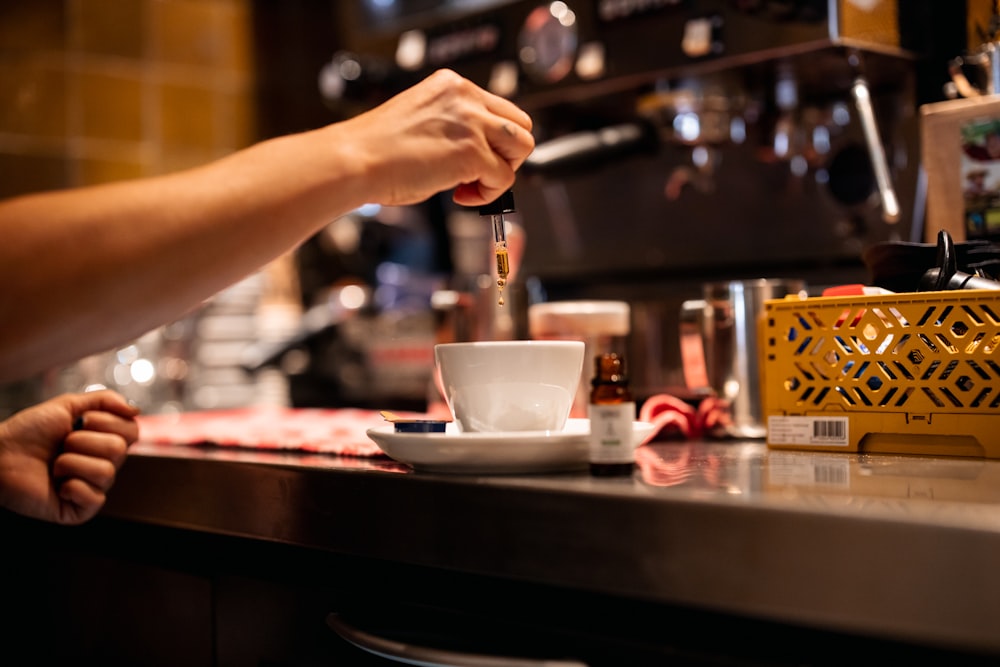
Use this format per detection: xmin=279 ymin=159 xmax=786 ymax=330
xmin=316 ymin=0 xmax=968 ymax=398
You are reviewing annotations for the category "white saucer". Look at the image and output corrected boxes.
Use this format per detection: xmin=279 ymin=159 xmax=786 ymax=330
xmin=367 ymin=418 xmax=656 ymax=474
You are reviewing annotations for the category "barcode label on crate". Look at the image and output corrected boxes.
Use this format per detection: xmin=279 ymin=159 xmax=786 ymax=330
xmin=768 ymin=416 xmax=850 ymax=446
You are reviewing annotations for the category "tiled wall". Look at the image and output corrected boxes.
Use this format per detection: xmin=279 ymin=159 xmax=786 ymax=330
xmin=0 ymin=0 xmax=255 ymax=199
xmin=0 ymin=0 xmax=339 ymax=412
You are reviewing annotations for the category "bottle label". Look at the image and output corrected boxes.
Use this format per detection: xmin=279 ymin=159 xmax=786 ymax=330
xmin=588 ymin=402 xmax=636 ymax=464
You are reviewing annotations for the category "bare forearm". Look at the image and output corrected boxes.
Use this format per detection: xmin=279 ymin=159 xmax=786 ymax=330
xmin=0 ymin=69 xmax=535 ymax=383
xmin=0 ymin=127 xmax=365 ymax=381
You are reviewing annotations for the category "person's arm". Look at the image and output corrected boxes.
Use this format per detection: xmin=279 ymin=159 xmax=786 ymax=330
xmin=0 ymin=390 xmax=140 ymax=525
xmin=0 ymin=69 xmax=534 ymax=382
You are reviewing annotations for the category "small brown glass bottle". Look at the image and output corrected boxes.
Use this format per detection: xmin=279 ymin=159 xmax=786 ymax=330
xmin=587 ymin=353 xmax=636 ymax=477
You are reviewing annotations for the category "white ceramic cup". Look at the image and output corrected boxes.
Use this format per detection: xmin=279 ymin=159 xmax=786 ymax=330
xmin=434 ymin=340 xmax=585 ymax=433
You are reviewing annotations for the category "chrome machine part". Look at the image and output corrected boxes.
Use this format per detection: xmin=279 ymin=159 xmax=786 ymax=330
xmin=850 ymin=67 xmax=902 ymax=224
xmin=327 ymin=613 xmax=590 ymax=667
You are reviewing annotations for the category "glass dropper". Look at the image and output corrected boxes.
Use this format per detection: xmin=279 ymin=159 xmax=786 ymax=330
xmin=479 ymin=190 xmax=515 ymax=307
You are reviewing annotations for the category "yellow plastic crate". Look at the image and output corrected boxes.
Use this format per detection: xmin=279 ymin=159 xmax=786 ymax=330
xmin=762 ymin=290 xmax=1000 ymax=457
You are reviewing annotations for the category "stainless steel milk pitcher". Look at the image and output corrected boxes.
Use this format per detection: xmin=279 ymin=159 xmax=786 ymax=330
xmin=680 ymin=279 xmax=806 ymax=439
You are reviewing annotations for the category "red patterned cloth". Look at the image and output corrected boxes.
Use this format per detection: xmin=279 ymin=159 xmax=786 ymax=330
xmin=639 ymin=393 xmax=730 ymax=441
xmin=136 ymin=407 xmax=425 ymax=457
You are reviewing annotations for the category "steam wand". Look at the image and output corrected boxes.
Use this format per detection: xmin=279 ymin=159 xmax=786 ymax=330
xmin=849 ymin=51 xmax=900 ymax=225
xmin=479 ymin=189 xmax=516 ymax=307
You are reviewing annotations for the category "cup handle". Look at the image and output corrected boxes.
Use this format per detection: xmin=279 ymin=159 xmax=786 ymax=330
xmin=679 ymin=299 xmax=710 ymax=390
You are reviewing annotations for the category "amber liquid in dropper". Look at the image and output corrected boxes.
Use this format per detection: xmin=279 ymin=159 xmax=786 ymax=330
xmin=491 ymin=213 xmax=510 ymax=307
xmin=495 ymin=241 xmax=510 ymax=306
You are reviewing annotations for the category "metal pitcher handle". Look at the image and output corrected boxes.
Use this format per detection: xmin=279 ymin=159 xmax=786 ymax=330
xmin=679 ymin=299 xmax=710 ymax=390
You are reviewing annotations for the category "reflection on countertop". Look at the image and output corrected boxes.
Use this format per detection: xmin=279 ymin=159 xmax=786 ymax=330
xmin=131 ymin=439 xmax=410 ymax=474
xmin=131 ymin=436 xmax=1000 ymax=518
xmin=636 ymin=441 xmax=1000 ymax=504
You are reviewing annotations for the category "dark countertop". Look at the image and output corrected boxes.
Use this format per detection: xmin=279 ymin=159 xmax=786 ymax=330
xmin=102 ymin=438 xmax=1000 ymax=658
